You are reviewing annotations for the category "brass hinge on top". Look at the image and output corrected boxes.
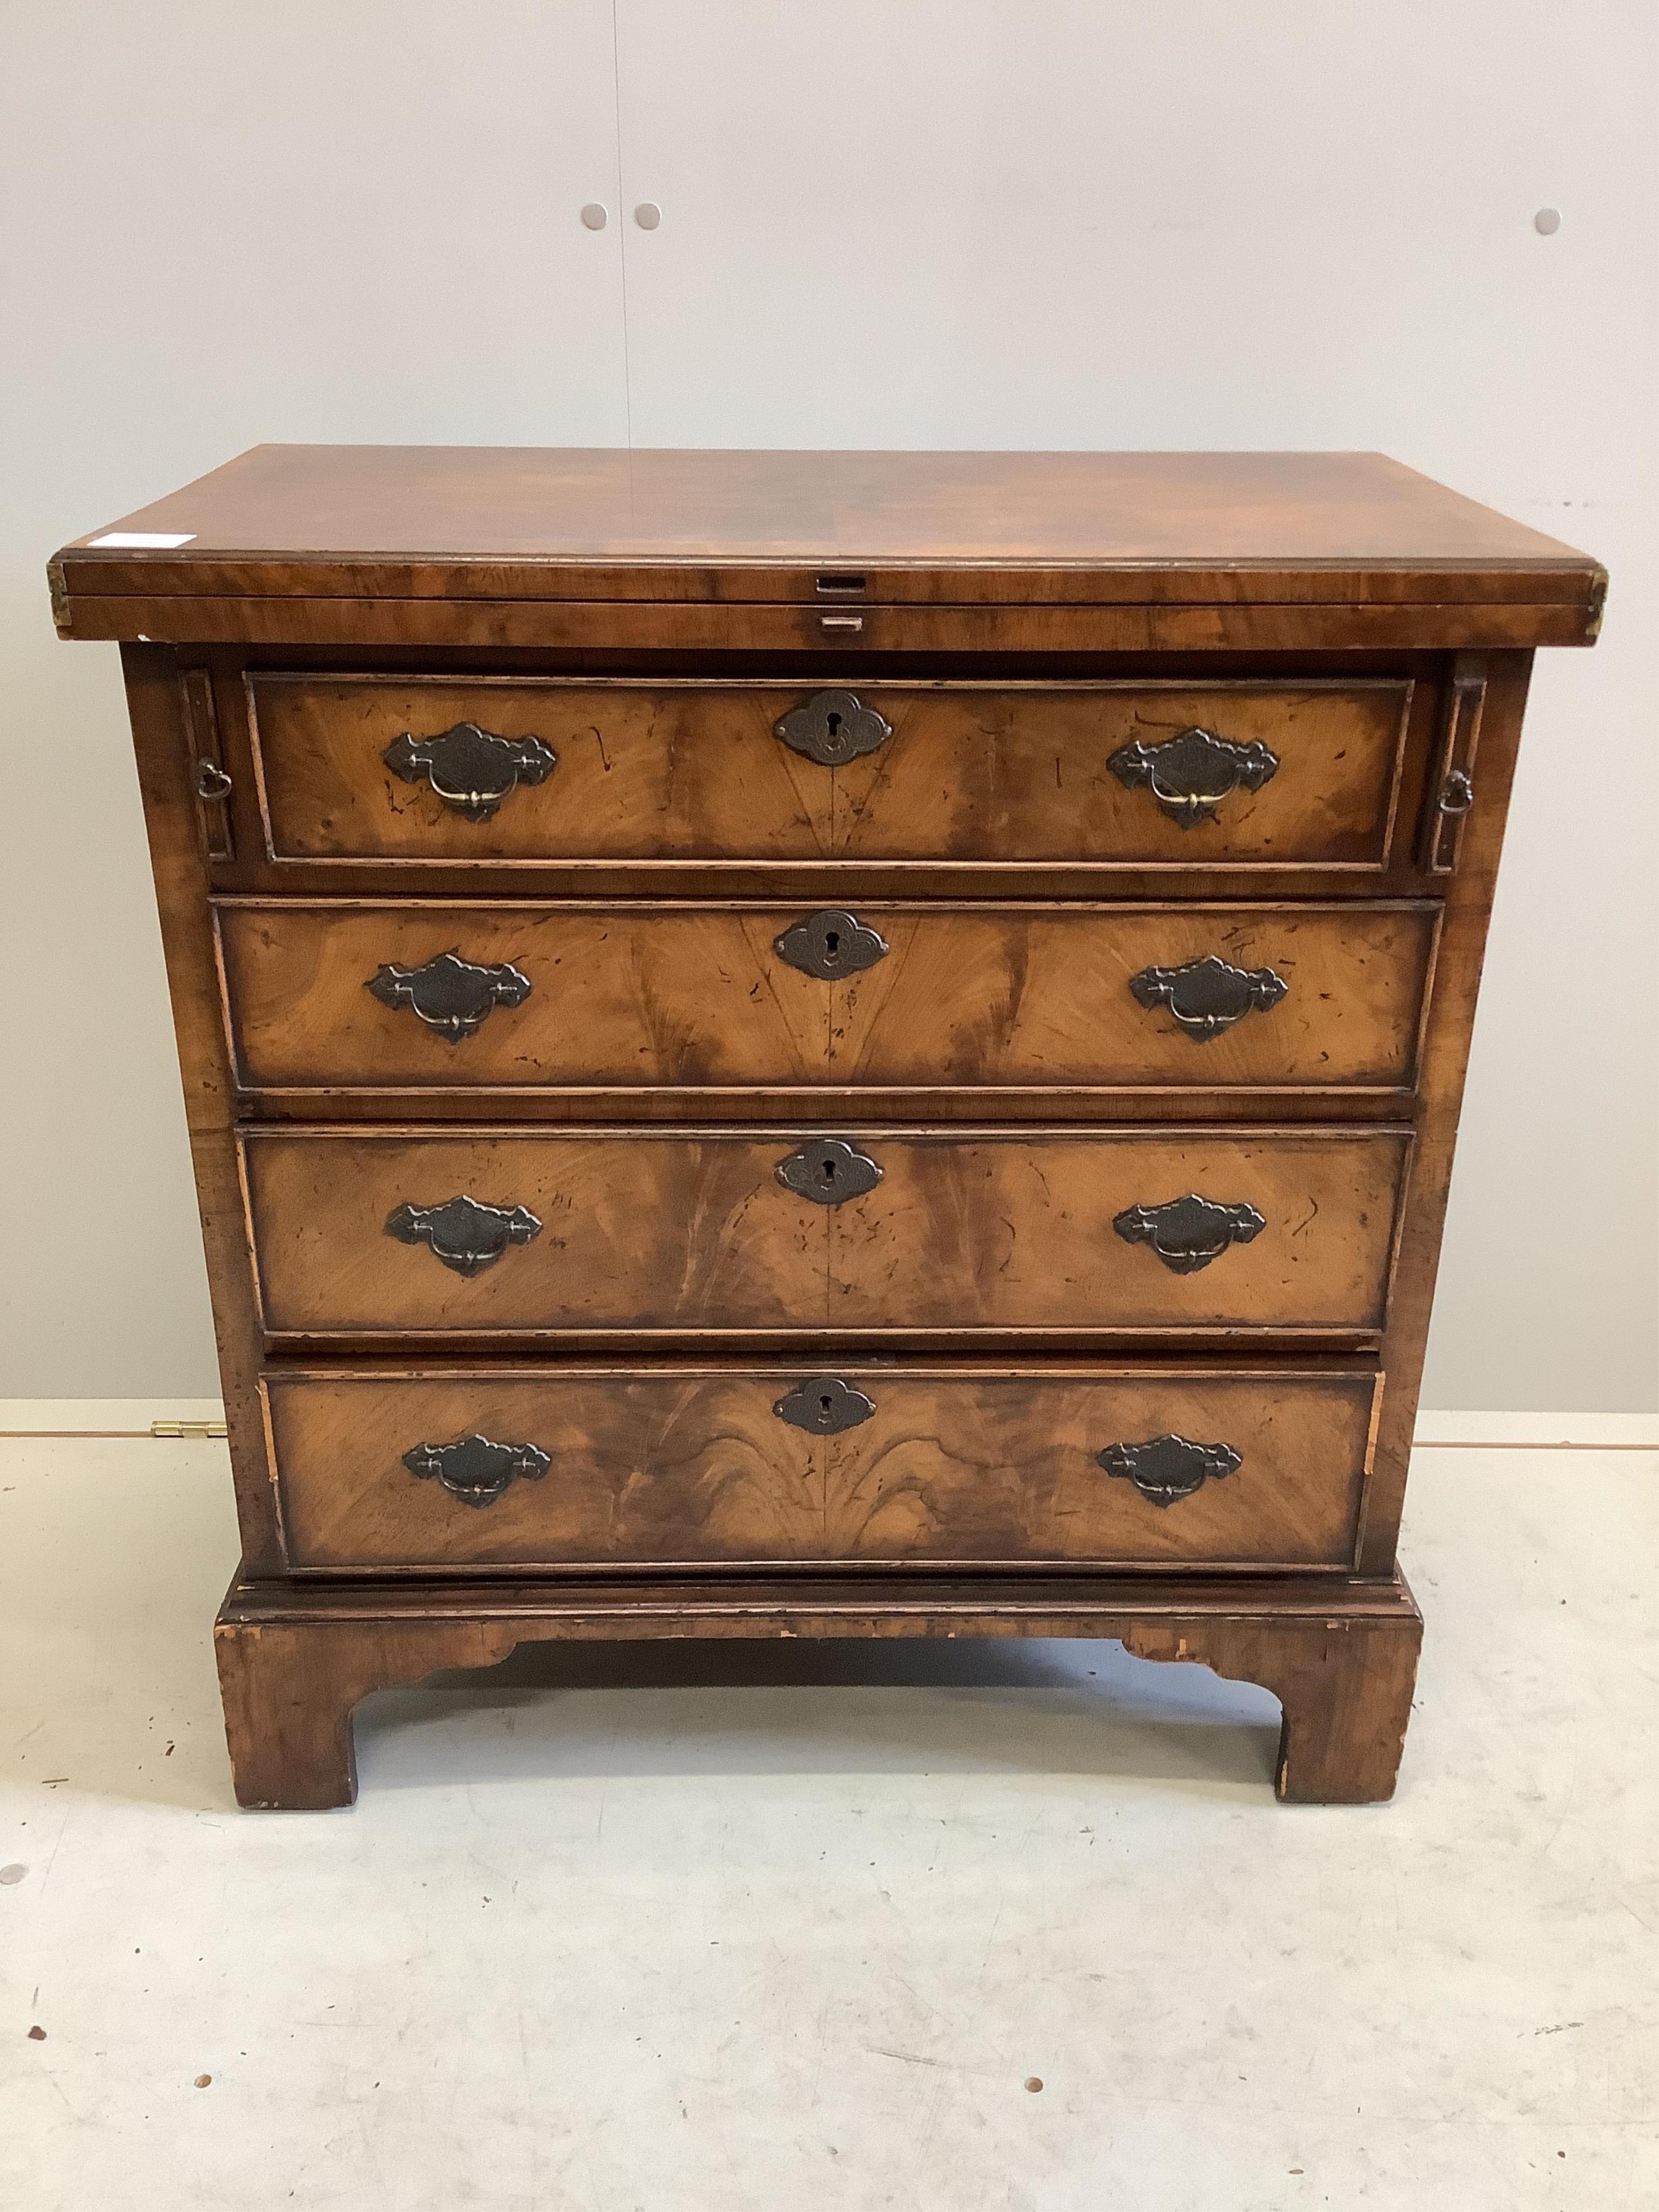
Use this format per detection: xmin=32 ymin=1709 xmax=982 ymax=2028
xmin=1585 ymin=568 xmax=1609 ymax=643
xmin=150 ymin=1419 xmax=228 ymax=1440
xmin=47 ymin=558 xmax=71 ymax=636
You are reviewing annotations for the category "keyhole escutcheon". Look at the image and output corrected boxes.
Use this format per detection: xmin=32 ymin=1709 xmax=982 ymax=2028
xmin=773 ymin=691 xmax=892 ymax=767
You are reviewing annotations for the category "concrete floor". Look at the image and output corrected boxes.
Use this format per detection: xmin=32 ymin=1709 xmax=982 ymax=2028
xmin=1 ymin=1433 xmax=1655 ymax=2210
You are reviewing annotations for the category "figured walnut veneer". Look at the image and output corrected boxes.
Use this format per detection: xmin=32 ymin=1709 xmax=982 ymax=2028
xmin=52 ymin=446 xmax=1601 ymax=1806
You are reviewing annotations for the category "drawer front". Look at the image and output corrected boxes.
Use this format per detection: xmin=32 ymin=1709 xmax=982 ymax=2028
xmin=218 ymin=901 xmax=1438 ymax=1095
xmin=266 ymin=1366 xmax=1380 ymax=1573
xmin=248 ymin=675 xmax=1413 ymax=870
xmin=242 ymin=1127 xmax=1410 ymax=1338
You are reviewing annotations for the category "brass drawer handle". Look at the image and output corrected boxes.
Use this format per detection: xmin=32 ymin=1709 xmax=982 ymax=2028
xmin=195 ymin=758 xmax=233 ymax=801
xmin=384 ymin=721 xmax=558 ymax=822
xmin=403 ymin=1433 xmax=550 ymax=1507
xmin=366 ymin=950 xmax=531 ymax=1042
xmin=1113 ymin=1194 xmax=1266 ymax=1274
xmin=1098 ymin=1434 xmax=1242 ymax=1507
xmin=774 ymin=688 xmax=891 ymax=766
xmin=1107 ymin=726 xmax=1278 ymax=826
xmin=1129 ymin=953 xmax=1287 ymax=1041
xmin=386 ymin=1195 xmax=542 ymax=1276
xmin=775 ymin=1138 xmax=882 ymax=1206
xmin=773 ymin=1375 xmax=876 ymax=1435
xmin=1438 ymin=768 xmax=1475 ymax=816
xmin=774 ymin=909 xmax=889 ymax=980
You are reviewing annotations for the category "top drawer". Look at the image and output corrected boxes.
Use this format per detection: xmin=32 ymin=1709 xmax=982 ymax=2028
xmin=246 ymin=676 xmax=1414 ymax=872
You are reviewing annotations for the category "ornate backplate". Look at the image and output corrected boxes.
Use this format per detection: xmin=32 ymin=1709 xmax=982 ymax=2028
xmin=1106 ymin=726 xmax=1279 ymax=826
xmin=402 ymin=1433 xmax=551 ymax=1507
xmin=773 ymin=689 xmax=893 ymax=766
xmin=1128 ymin=954 xmax=1288 ymax=1041
xmin=774 ymin=1139 xmax=884 ymax=1206
xmin=384 ymin=722 xmax=558 ymax=821
xmin=385 ymin=1195 xmax=543 ymax=1276
xmin=366 ymin=950 xmax=532 ymax=1042
xmin=1097 ymin=1433 xmax=1243 ymax=1507
xmin=1112 ymin=1193 xmax=1267 ymax=1274
xmin=773 ymin=910 xmax=890 ymax=981
xmin=773 ymin=1376 xmax=877 ymax=1435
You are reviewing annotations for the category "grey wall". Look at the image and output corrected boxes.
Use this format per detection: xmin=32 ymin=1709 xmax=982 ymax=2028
xmin=2 ymin=1 xmax=1655 ymax=1409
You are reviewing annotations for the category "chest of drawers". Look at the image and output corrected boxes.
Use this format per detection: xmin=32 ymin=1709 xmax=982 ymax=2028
xmin=50 ymin=447 xmax=1603 ymax=1808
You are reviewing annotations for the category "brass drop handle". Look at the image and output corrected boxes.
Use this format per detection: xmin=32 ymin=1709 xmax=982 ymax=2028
xmin=1112 ymin=1195 xmax=1266 ymax=1274
xmin=366 ymin=951 xmax=531 ymax=1042
xmin=1438 ymin=769 xmax=1475 ymax=815
xmin=195 ymin=759 xmax=232 ymax=801
xmin=1107 ymin=727 xmax=1278 ymax=826
xmin=1128 ymin=954 xmax=1288 ymax=1042
xmin=1097 ymin=1434 xmax=1242 ymax=1507
xmin=386 ymin=1196 xmax=542 ymax=1276
xmin=384 ymin=722 xmax=558 ymax=821
xmin=403 ymin=1433 xmax=550 ymax=1507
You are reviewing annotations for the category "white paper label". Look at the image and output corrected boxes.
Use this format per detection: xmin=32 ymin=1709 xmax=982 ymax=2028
xmin=88 ymin=531 xmax=197 ymax=549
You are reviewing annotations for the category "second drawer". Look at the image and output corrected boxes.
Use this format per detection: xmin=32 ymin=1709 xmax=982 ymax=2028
xmin=240 ymin=1125 xmax=1411 ymax=1340
xmin=215 ymin=899 xmax=1440 ymax=1100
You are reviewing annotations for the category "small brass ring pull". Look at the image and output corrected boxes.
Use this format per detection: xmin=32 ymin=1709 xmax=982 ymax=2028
xmin=195 ymin=759 xmax=232 ymax=801
xmin=1107 ymin=727 xmax=1278 ymax=827
xmin=403 ymin=1433 xmax=550 ymax=1508
xmin=1438 ymin=769 xmax=1475 ymax=815
xmin=1098 ymin=1433 xmax=1242 ymax=1507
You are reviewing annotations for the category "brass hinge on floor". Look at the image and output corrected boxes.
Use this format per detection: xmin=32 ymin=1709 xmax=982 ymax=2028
xmin=150 ymin=1420 xmax=228 ymax=1440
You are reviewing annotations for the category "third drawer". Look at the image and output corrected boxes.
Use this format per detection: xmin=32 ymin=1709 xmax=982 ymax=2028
xmin=240 ymin=1125 xmax=1411 ymax=1340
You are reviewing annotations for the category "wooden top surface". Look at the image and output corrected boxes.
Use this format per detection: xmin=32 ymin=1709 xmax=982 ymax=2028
xmin=51 ymin=446 xmax=1604 ymax=645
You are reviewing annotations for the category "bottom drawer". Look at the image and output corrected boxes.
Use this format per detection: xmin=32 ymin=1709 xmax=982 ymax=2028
xmin=266 ymin=1366 xmax=1380 ymax=1575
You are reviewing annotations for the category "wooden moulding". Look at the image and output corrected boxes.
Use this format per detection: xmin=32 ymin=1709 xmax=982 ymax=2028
xmin=214 ymin=1569 xmax=1424 ymax=1811
xmin=51 ymin=594 xmax=1600 ymax=653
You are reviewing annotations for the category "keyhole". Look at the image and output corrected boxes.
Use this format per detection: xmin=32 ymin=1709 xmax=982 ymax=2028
xmin=824 ymin=929 xmax=840 ymax=957
xmin=821 ymin=1158 xmax=837 ymax=1184
xmin=825 ymin=710 xmax=842 ymax=740
xmin=819 ymin=1394 xmax=833 ymax=1416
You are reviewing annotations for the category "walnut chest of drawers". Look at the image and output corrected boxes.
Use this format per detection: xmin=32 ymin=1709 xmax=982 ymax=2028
xmin=50 ymin=447 xmax=1604 ymax=1808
